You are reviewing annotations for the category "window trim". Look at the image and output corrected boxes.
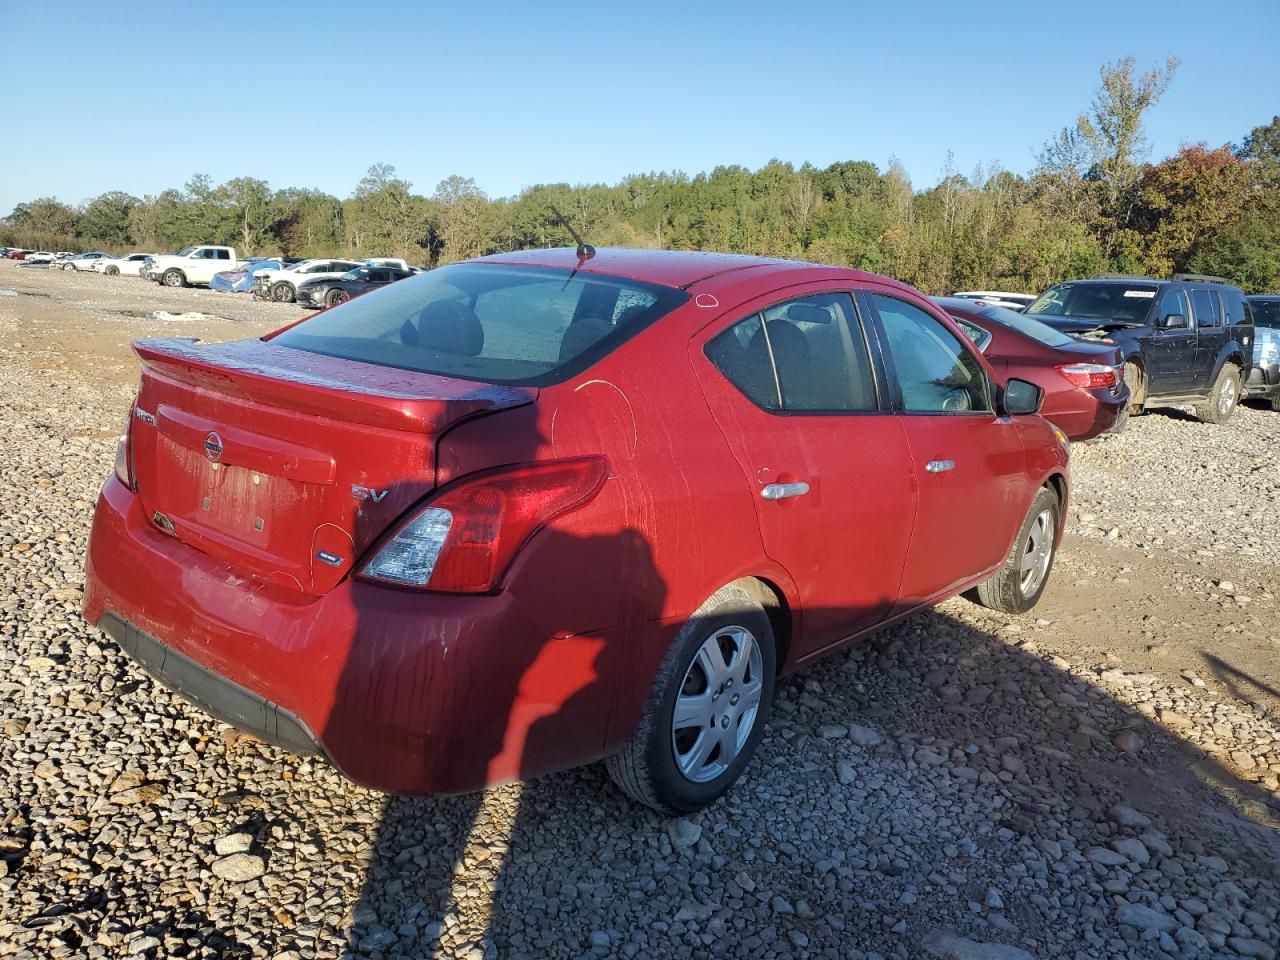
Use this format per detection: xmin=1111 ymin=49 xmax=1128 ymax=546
xmin=859 ymin=290 xmax=996 ymax=417
xmin=701 ymin=289 xmax=889 ymax=417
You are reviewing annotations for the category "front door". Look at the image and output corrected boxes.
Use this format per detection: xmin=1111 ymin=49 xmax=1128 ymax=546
xmin=1151 ymin=287 xmax=1197 ymax=396
xmin=693 ymin=288 xmax=917 ymax=656
xmin=862 ymin=291 xmax=1028 ymax=606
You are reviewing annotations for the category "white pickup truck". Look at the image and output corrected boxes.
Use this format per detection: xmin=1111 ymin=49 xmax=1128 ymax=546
xmin=146 ymin=246 xmax=241 ymax=287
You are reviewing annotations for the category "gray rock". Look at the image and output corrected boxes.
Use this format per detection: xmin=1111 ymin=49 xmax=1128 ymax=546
xmin=847 ymin=723 xmax=883 ymax=747
xmin=666 ymin=818 xmax=701 ymax=848
xmin=213 ymin=833 xmax=253 ymax=856
xmin=210 ymin=853 xmax=265 ymax=882
xmin=1115 ymin=902 xmax=1177 ymax=933
xmin=921 ymin=928 xmax=1033 ymax=960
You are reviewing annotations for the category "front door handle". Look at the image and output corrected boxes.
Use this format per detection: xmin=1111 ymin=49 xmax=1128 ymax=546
xmin=761 ymin=482 xmax=810 ymax=501
xmin=925 ymin=459 xmax=955 ymax=474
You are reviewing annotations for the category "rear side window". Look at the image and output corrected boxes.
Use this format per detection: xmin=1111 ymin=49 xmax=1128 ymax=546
xmin=1190 ymin=289 xmax=1220 ymax=327
xmin=272 ymin=263 xmax=688 ymax=386
xmin=1223 ymin=292 xmax=1247 ymax=326
xmin=872 ymin=295 xmax=992 ymax=414
xmin=705 ymin=293 xmax=878 ymax=412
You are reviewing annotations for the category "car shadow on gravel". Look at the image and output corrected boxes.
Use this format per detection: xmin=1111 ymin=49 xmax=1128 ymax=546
xmin=1201 ymin=651 xmax=1280 ymax=714
xmin=335 ymin=600 xmax=1280 ymax=959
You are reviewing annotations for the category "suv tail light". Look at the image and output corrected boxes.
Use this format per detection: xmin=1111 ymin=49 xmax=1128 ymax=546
xmin=112 ymin=410 xmax=135 ymax=490
xmin=360 ymin=457 xmax=610 ymax=593
xmin=1057 ymin=363 xmax=1118 ymax=390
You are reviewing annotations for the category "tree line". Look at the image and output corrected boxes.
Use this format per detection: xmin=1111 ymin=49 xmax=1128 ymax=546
xmin=4 ymin=59 xmax=1278 ymax=294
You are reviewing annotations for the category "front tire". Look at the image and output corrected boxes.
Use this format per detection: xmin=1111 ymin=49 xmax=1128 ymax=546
xmin=105 ymin=265 xmax=119 ymax=276
xmin=1194 ymin=364 xmax=1241 ymax=425
xmin=606 ymin=584 xmax=775 ymax=815
xmin=270 ymin=281 xmax=295 ymax=303
xmin=326 ymin=288 xmax=350 ymax=307
xmin=1123 ymin=361 xmax=1145 ymax=416
xmin=162 ymin=269 xmax=186 ymax=288
xmin=972 ymin=486 xmax=1060 ymax=614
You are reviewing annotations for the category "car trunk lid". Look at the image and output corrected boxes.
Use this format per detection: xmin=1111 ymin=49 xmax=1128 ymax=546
xmin=129 ymin=337 xmax=535 ymax=595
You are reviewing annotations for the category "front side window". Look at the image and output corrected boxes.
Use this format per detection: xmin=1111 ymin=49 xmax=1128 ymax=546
xmin=1157 ymin=288 xmax=1190 ymax=329
xmin=272 ymin=263 xmax=688 ymax=386
xmin=872 ymin=295 xmax=992 ymax=414
xmin=705 ymin=293 xmax=878 ymax=413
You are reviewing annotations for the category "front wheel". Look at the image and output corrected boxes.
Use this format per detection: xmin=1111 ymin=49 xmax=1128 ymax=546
xmin=606 ymin=584 xmax=775 ymax=815
xmin=104 ymin=265 xmax=119 ymax=276
xmin=62 ymin=263 xmax=75 ymax=271
xmin=971 ymin=486 xmax=1060 ymax=614
xmin=270 ymin=281 xmax=295 ymax=303
xmin=326 ymin=288 xmax=350 ymax=307
xmin=162 ymin=269 xmax=186 ymax=288
xmin=1194 ymin=364 xmax=1241 ymax=425
xmin=1123 ymin=361 xmax=1145 ymax=416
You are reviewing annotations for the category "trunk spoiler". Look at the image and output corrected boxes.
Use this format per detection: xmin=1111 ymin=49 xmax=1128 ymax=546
xmin=133 ymin=338 xmax=536 ymax=433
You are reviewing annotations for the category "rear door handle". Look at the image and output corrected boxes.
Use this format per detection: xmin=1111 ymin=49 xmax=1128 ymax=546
xmin=761 ymin=482 xmax=810 ymax=501
xmin=925 ymin=459 xmax=955 ymax=474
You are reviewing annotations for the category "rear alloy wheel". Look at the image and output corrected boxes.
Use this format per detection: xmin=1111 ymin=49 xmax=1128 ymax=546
xmin=162 ymin=269 xmax=186 ymax=288
xmin=105 ymin=265 xmax=119 ymax=276
xmin=1194 ymin=364 xmax=1241 ymax=425
xmin=270 ymin=281 xmax=295 ymax=303
xmin=971 ymin=486 xmax=1060 ymax=614
xmin=62 ymin=262 xmax=75 ymax=271
xmin=326 ymin=288 xmax=350 ymax=308
xmin=606 ymin=584 xmax=775 ymax=814
xmin=1123 ymin=361 xmax=1145 ymax=416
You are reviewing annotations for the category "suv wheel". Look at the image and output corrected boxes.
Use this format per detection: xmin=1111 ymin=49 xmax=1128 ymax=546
xmin=1194 ymin=364 xmax=1241 ymax=425
xmin=1123 ymin=361 xmax=1145 ymax=416
xmin=606 ymin=584 xmax=775 ymax=814
xmin=971 ymin=486 xmax=1060 ymax=615
xmin=271 ymin=281 xmax=295 ymax=303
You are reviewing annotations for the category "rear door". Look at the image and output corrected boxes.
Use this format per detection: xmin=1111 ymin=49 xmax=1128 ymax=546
xmin=692 ymin=287 xmax=917 ymax=656
xmin=1190 ymin=287 xmax=1227 ymax=391
xmin=1151 ymin=287 xmax=1197 ymax=395
xmin=862 ymin=291 xmax=1027 ymax=606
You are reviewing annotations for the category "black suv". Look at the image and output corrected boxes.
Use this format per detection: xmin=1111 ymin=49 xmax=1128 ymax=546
xmin=1024 ymin=275 xmax=1254 ymax=424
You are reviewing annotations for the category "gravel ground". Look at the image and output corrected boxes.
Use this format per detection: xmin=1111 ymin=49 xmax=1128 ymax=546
xmin=1 ymin=261 xmax=1278 ymax=960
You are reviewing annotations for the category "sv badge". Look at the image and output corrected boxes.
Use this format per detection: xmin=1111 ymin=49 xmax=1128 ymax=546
xmin=351 ymin=485 xmax=389 ymax=503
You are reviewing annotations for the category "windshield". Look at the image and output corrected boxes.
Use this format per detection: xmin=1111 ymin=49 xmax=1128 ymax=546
xmin=1250 ymin=299 xmax=1280 ymax=329
xmin=272 ymin=263 xmax=690 ymax=386
xmin=339 ymin=269 xmax=366 ymax=281
xmin=1026 ymin=282 xmax=1159 ymax=324
xmin=176 ymin=247 xmax=195 ymax=257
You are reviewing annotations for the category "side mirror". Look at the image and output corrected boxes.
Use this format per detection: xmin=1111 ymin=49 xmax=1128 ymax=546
xmin=1002 ymin=378 xmax=1043 ymax=416
xmin=1162 ymin=313 xmax=1188 ymax=330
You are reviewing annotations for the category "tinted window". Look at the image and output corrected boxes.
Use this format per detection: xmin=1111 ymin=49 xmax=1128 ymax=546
xmin=1249 ymin=299 xmax=1280 ymax=328
xmin=216 ymin=249 xmax=230 ymax=259
xmin=273 ymin=263 xmax=688 ymax=386
xmin=1156 ymin=288 xmax=1190 ymax=327
xmin=873 ymin=295 xmax=991 ymax=414
xmin=1189 ymin=289 xmax=1218 ymax=328
xmin=706 ymin=315 xmax=780 ymax=410
xmin=1026 ymin=282 xmax=1158 ymax=324
xmin=1223 ymin=291 xmax=1247 ymax=326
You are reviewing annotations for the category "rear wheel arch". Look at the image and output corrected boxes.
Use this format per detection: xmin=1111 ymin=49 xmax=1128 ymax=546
xmin=727 ymin=576 xmax=792 ymax=673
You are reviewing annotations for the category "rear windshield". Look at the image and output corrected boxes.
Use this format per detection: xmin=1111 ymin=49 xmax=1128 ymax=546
xmin=1026 ymin=282 xmax=1159 ymax=325
xmin=1250 ymin=299 xmax=1280 ymax=328
xmin=975 ymin=303 xmax=1075 ymax=347
xmin=271 ymin=263 xmax=689 ymax=385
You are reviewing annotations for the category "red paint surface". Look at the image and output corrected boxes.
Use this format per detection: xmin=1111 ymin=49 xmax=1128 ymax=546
xmin=83 ymin=249 xmax=1068 ymax=794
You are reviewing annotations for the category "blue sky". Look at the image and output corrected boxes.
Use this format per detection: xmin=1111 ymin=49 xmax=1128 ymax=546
xmin=1 ymin=0 xmax=1276 ymax=214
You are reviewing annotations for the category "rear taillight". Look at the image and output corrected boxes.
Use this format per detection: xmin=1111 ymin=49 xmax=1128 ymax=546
xmin=1057 ymin=363 xmax=1118 ymax=390
xmin=112 ymin=411 xmax=134 ymax=490
xmin=360 ymin=457 xmax=610 ymax=593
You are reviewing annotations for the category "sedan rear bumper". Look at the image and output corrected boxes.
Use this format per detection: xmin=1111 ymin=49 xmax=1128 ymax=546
xmin=81 ymin=477 xmax=608 ymax=795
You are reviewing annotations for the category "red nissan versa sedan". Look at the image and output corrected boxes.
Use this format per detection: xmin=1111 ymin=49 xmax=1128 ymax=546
xmin=83 ymin=248 xmax=1069 ymax=814
xmin=935 ymin=297 xmax=1130 ymax=441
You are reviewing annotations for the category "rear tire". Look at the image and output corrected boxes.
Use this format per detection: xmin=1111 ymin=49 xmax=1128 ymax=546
xmin=1194 ymin=364 xmax=1241 ymax=424
xmin=105 ymin=265 xmax=119 ymax=276
xmin=1123 ymin=361 xmax=1145 ymax=416
xmin=270 ymin=281 xmax=295 ymax=303
xmin=972 ymin=487 xmax=1060 ymax=615
xmin=606 ymin=584 xmax=776 ymax=815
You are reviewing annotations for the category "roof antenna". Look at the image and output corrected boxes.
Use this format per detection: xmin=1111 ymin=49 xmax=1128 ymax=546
xmin=548 ymin=204 xmax=595 ymax=261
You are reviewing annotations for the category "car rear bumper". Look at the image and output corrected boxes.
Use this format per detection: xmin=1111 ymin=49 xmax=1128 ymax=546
xmin=1043 ymin=385 xmax=1129 ymax=441
xmin=81 ymin=477 xmax=600 ymax=795
xmin=1245 ymin=361 xmax=1280 ymax=398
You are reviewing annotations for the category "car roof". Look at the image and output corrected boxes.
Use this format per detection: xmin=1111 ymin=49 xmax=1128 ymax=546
xmin=471 ymin=246 xmax=899 ymax=291
xmin=1246 ymin=294 xmax=1280 ymax=301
